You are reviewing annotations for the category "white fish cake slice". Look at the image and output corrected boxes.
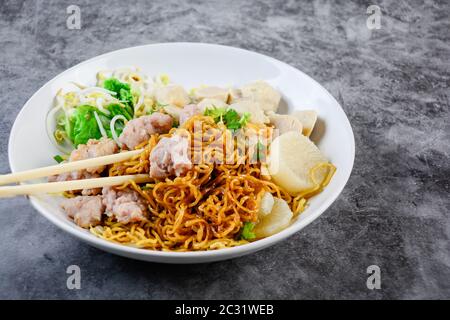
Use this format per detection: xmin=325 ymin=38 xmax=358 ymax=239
xmin=227 ymin=88 xmax=242 ymax=104
xmin=197 ymin=98 xmax=228 ymax=112
xmin=267 ymin=112 xmax=303 ymax=135
xmin=154 ymin=85 xmax=190 ymax=107
xmin=292 ymin=110 xmax=318 ymax=137
xmin=192 ymin=86 xmax=229 ymax=102
xmin=163 ymin=105 xmax=183 ymax=121
xmin=267 ymin=131 xmax=329 ymax=193
xmin=240 ymin=81 xmax=281 ymax=112
xmin=254 ymin=197 xmax=293 ymax=238
xmin=229 ymin=100 xmax=269 ymax=124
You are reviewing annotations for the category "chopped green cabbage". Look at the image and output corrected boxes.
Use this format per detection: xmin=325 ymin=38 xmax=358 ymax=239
xmin=56 ymin=103 xmax=131 ymax=147
xmin=103 ymin=78 xmax=134 ymax=111
xmin=240 ymin=222 xmax=256 ymax=240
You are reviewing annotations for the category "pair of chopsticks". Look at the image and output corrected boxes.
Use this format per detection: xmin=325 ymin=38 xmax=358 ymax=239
xmin=0 ymin=149 xmax=152 ymax=198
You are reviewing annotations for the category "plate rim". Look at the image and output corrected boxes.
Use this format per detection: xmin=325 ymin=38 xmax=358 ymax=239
xmin=8 ymin=42 xmax=355 ymax=261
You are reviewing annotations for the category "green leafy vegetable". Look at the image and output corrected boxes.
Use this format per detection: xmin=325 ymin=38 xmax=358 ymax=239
xmin=69 ymin=105 xmax=103 ymax=146
xmin=103 ymin=78 xmax=134 ymax=110
xmin=240 ymin=222 xmax=256 ymax=240
xmin=204 ymin=107 xmax=251 ymax=131
xmin=52 ymin=78 xmax=136 ymax=148
xmin=106 ymin=103 xmax=133 ymax=121
xmin=53 ymin=155 xmax=65 ymax=163
xmin=59 ymin=103 xmax=132 ymax=147
xmin=105 ymin=104 xmax=132 ymax=137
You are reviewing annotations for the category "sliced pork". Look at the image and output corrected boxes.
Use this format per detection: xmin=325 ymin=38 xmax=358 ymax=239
xmin=102 ymin=187 xmax=148 ymax=224
xmin=118 ymin=112 xmax=173 ymax=150
xmin=61 ymin=196 xmax=104 ymax=228
xmin=149 ymin=135 xmax=192 ymax=179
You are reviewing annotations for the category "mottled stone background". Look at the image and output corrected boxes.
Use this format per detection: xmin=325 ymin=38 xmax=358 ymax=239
xmin=0 ymin=0 xmax=448 ymax=299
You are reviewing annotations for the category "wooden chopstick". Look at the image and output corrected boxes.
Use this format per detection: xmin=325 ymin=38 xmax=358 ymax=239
xmin=0 ymin=149 xmax=143 ymax=186
xmin=0 ymin=174 xmax=152 ymax=198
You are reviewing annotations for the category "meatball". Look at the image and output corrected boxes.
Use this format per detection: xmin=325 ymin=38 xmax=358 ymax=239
xmin=102 ymin=187 xmax=148 ymax=224
xmin=118 ymin=112 xmax=173 ymax=149
xmin=61 ymin=196 xmax=105 ymax=228
xmin=149 ymin=135 xmax=192 ymax=179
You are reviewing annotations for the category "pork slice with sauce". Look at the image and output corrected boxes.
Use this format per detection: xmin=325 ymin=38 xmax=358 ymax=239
xmin=118 ymin=112 xmax=173 ymax=150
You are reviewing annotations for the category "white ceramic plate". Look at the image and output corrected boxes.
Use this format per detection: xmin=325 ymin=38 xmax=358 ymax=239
xmin=8 ymin=43 xmax=354 ymax=263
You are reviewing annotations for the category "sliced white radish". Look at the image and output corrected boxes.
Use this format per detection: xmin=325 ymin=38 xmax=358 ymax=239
xmin=258 ymin=192 xmax=275 ymax=218
xmin=254 ymin=197 xmax=293 ymax=238
xmin=267 ymin=131 xmax=329 ymax=193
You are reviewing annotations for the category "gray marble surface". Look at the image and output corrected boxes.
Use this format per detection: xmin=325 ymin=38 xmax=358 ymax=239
xmin=0 ymin=0 xmax=449 ymax=299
